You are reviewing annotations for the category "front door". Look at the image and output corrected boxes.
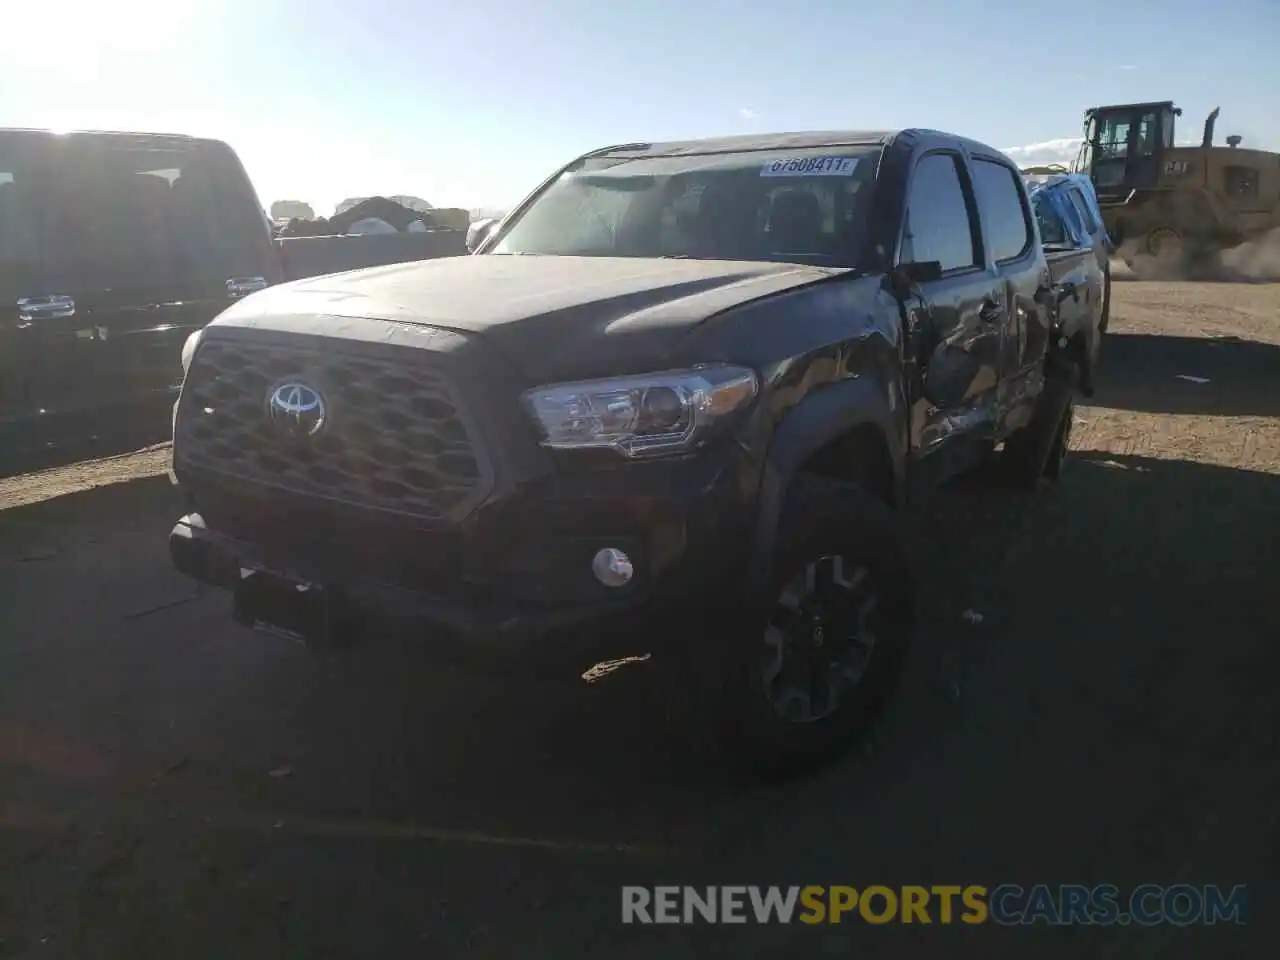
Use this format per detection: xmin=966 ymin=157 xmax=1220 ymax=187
xmin=1124 ymin=109 xmax=1163 ymax=190
xmin=1093 ymin=109 xmax=1163 ymax=195
xmin=898 ymin=150 xmax=1005 ymax=484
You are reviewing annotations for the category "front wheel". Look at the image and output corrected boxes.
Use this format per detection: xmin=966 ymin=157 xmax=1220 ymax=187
xmin=713 ymin=477 xmax=916 ymax=778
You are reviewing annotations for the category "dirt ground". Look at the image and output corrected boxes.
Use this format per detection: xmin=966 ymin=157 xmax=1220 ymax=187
xmin=2 ymin=277 xmax=1278 ymax=959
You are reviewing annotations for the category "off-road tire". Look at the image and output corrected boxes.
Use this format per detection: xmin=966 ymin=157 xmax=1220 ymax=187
xmin=706 ymin=476 xmax=916 ymax=779
xmin=999 ymin=359 xmax=1079 ymax=490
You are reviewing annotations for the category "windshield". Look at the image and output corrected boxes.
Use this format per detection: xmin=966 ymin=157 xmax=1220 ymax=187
xmin=492 ymin=146 xmax=882 ymax=267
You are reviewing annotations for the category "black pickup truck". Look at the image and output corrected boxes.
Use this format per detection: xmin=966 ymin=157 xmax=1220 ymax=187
xmin=0 ymin=128 xmax=465 ymax=466
xmin=169 ymin=129 xmax=1104 ymax=774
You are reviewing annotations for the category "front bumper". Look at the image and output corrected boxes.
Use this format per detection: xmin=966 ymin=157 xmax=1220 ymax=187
xmin=169 ymin=448 xmax=756 ymax=671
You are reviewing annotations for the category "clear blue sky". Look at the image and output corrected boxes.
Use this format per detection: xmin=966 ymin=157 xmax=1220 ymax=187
xmin=2 ymin=0 xmax=1275 ymax=214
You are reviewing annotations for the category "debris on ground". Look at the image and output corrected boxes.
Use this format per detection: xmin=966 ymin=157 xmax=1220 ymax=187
xmin=581 ymin=655 xmax=652 ymax=684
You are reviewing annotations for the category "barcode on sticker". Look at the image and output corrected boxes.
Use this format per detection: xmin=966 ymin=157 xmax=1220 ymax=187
xmin=761 ymin=156 xmax=858 ymax=177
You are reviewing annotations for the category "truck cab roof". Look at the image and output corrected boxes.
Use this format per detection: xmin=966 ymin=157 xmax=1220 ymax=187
xmin=588 ymin=128 xmax=1011 ymax=163
xmin=1 ymin=127 xmax=219 ymax=143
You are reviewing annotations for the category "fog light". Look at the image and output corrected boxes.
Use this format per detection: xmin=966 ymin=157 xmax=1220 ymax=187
xmin=592 ymin=547 xmax=634 ymax=587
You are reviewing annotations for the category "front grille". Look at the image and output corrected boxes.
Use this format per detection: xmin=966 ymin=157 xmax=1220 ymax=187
xmin=175 ymin=338 xmax=489 ymax=521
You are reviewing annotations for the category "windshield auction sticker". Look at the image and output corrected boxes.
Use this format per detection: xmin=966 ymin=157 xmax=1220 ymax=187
xmin=761 ymin=156 xmax=858 ymax=177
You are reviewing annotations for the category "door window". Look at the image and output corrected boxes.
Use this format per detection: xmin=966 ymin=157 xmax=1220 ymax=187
xmin=1135 ymin=112 xmax=1159 ymax=157
xmin=901 ymin=153 xmax=979 ymax=272
xmin=1097 ymin=116 xmax=1132 ymax=160
xmin=970 ymin=159 xmax=1033 ymax=262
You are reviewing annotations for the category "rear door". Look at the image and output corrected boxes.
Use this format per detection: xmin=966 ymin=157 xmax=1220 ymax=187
xmin=0 ymin=132 xmax=55 ymax=426
xmin=32 ymin=134 xmax=279 ymax=418
xmin=967 ymin=156 xmax=1047 ymax=387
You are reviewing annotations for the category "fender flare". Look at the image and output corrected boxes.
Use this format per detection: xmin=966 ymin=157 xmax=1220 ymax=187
xmin=746 ymin=376 xmax=904 ymax=591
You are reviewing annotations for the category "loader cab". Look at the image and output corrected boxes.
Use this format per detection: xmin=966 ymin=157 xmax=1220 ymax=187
xmin=1078 ymin=101 xmax=1179 ymax=200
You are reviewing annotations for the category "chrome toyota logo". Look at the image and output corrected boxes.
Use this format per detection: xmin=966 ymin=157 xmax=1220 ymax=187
xmin=267 ymin=382 xmax=327 ymax=437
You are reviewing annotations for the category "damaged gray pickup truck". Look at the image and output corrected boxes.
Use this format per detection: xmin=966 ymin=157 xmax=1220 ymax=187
xmin=169 ymin=129 xmax=1104 ymax=775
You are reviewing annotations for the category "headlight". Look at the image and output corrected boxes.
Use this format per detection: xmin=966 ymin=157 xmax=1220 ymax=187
xmin=180 ymin=329 xmax=204 ymax=376
xmin=521 ymin=364 xmax=758 ymax=458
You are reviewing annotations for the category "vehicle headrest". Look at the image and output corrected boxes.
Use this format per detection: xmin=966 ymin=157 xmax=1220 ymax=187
xmin=693 ymin=181 xmax=756 ymax=252
xmin=769 ymin=189 xmax=822 ymax=239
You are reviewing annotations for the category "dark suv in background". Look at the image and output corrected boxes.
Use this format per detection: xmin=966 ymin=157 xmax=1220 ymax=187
xmin=0 ymin=129 xmax=282 ymax=467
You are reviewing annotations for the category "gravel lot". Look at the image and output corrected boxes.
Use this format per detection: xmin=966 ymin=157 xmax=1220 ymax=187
xmin=2 ymin=277 xmax=1278 ymax=959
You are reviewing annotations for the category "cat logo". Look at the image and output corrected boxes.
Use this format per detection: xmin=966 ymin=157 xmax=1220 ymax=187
xmin=1164 ymin=160 xmax=1191 ymax=176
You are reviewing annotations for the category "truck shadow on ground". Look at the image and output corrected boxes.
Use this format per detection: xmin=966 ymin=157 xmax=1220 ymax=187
xmin=1092 ymin=332 xmax=1280 ymax=417
xmin=3 ymin=449 xmax=1277 ymax=958
xmin=200 ymin=447 xmax=1278 ymax=857
xmin=0 ymin=415 xmax=171 ymax=480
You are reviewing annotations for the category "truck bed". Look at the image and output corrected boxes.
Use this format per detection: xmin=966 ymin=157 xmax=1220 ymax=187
xmin=1042 ymin=243 xmax=1105 ymax=370
xmin=1043 ymin=244 xmax=1096 ymax=284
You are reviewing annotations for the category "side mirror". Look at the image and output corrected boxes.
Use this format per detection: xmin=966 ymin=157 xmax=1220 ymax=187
xmin=466 ymin=218 xmax=499 ymax=253
xmin=885 ymin=260 xmax=943 ymax=298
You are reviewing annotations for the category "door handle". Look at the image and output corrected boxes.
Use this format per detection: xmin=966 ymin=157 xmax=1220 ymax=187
xmin=978 ymin=299 xmax=1003 ymax=323
xmin=226 ymin=276 xmax=268 ymax=299
xmin=16 ymin=295 xmax=76 ymax=324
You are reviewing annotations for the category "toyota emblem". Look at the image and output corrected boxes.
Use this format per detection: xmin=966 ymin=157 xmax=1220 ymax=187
xmin=267 ymin=382 xmax=327 ymax=437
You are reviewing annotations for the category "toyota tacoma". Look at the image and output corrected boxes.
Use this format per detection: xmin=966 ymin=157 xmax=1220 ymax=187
xmin=169 ymin=129 xmax=1103 ymax=773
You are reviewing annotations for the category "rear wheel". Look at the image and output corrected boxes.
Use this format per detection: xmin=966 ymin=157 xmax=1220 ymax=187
xmin=1099 ymin=264 xmax=1112 ymax=334
xmin=1043 ymin=392 xmax=1074 ymax=482
xmin=1000 ymin=360 xmax=1079 ymax=490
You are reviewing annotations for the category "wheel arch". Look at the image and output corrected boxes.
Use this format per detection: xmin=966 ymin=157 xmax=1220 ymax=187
xmin=747 ymin=377 xmax=905 ymax=593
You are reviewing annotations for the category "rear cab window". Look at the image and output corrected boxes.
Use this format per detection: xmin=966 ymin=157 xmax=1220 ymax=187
xmin=1033 ymin=192 xmax=1068 ymax=245
xmin=43 ymin=135 xmax=275 ymax=298
xmin=969 ymin=158 xmax=1033 ymax=262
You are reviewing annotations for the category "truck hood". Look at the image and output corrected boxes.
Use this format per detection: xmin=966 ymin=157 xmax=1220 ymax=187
xmin=211 ymin=254 xmax=846 ymax=381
